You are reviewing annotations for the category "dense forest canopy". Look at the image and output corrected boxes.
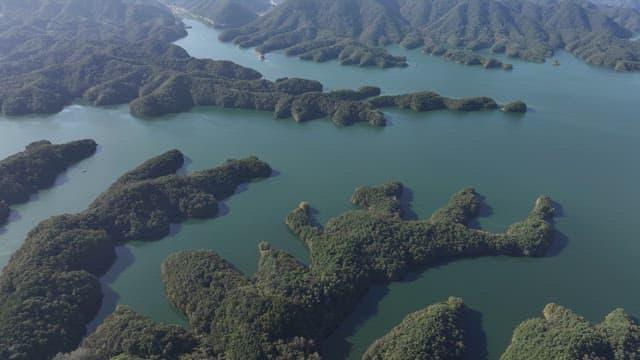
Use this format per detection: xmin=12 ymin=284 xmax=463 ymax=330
xmin=502 ymin=303 xmax=640 ymax=359
xmin=1 ymin=1 xmax=638 ymax=359
xmin=0 ymin=139 xmax=97 ymax=226
xmin=0 ymin=0 xmax=524 ymax=119
xmin=0 ymin=150 xmax=272 ymax=359
xmin=362 ymin=297 xmax=467 ymax=360
xmin=218 ymin=0 xmax=640 ymax=71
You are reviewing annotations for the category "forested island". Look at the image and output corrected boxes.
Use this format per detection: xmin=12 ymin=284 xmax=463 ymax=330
xmin=2 ymin=153 xmax=636 ymax=360
xmin=0 ymin=139 xmax=97 ymax=226
xmin=423 ymin=46 xmax=514 ymax=70
xmin=217 ymin=0 xmax=640 ymax=71
xmin=502 ymin=303 xmax=640 ymax=359
xmin=48 ymin=181 xmax=558 ymax=359
xmin=0 ymin=0 xmax=527 ymax=120
xmin=363 ymin=297 xmax=467 ymax=360
xmin=0 ymin=150 xmax=272 ymax=360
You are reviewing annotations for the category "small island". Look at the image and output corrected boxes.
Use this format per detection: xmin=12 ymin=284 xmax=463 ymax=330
xmin=0 ymin=151 xmax=272 ymax=360
xmin=501 ymin=100 xmax=528 ymax=113
xmin=423 ymin=46 xmax=514 ymax=71
xmin=0 ymin=139 xmax=97 ymax=226
xmin=363 ymin=297 xmax=467 ymax=360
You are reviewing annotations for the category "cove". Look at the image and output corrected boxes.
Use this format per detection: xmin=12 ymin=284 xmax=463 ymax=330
xmin=0 ymin=18 xmax=639 ymax=359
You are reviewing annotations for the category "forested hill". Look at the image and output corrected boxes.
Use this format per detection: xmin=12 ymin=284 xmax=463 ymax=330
xmin=0 ymin=0 xmax=391 ymax=117
xmin=162 ymin=0 xmax=272 ymax=27
xmin=219 ymin=0 xmax=640 ymax=71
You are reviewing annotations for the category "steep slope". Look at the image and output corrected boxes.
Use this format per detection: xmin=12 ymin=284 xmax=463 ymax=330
xmin=163 ymin=0 xmax=271 ymax=27
xmin=218 ymin=0 xmax=640 ymax=70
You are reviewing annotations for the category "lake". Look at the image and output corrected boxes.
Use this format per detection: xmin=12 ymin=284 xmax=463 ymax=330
xmin=1 ymin=18 xmax=639 ymax=359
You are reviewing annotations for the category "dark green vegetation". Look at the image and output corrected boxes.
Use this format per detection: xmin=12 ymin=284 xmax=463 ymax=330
xmin=0 ymin=0 xmax=379 ymax=118
xmin=0 ymin=0 xmax=184 ymax=115
xmin=0 ymin=139 xmax=97 ymax=226
xmin=0 ymin=0 xmax=528 ymax=120
xmin=54 ymin=305 xmax=198 ymax=360
xmin=370 ymin=92 xmax=499 ymax=112
xmin=0 ymin=151 xmax=272 ymax=360
xmin=423 ymin=46 xmax=513 ymax=70
xmin=219 ymin=0 xmax=640 ymax=71
xmin=125 ymin=182 xmax=554 ymax=359
xmin=362 ymin=297 xmax=466 ymax=360
xmin=0 ymin=201 xmax=8 ymax=225
xmin=502 ymin=100 xmax=528 ymax=113
xmin=501 ymin=303 xmax=640 ymax=360
xmin=369 ymin=91 xmax=526 ymax=113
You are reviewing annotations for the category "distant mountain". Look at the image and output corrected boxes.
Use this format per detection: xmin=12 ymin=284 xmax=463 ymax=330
xmin=590 ymin=0 xmax=640 ymax=9
xmin=162 ymin=0 xmax=271 ymax=27
xmin=217 ymin=0 xmax=640 ymax=71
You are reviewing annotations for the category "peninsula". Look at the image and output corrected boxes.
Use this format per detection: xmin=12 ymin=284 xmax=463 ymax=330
xmin=0 ymin=0 xmax=526 ymax=121
xmin=0 ymin=150 xmax=272 ymax=360
xmin=56 ymin=181 xmax=559 ymax=359
xmin=0 ymin=140 xmax=97 ymax=226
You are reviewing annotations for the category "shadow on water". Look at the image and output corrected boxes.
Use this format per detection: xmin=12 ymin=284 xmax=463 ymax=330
xmin=168 ymin=223 xmax=182 ymax=237
xmin=54 ymin=172 xmax=70 ymax=187
xmin=216 ymin=172 xmax=265 ymax=217
xmin=176 ymin=155 xmax=192 ymax=175
xmin=551 ymin=200 xmax=565 ymax=218
xmin=322 ymin=285 xmax=390 ymax=359
xmin=468 ymin=193 xmax=494 ymax=230
xmin=0 ymin=210 xmax=22 ymax=235
xmin=546 ymin=231 xmax=569 ymax=257
xmin=546 ymin=200 xmax=568 ymax=257
xmin=87 ymin=177 xmax=266 ymax=332
xmin=400 ymin=186 xmax=418 ymax=220
xmin=463 ymin=307 xmax=489 ymax=360
xmin=321 ymin=195 xmax=567 ymax=359
xmin=87 ymin=245 xmax=136 ymax=333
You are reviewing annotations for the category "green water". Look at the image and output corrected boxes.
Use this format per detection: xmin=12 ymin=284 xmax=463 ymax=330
xmin=1 ymin=18 xmax=640 ymax=359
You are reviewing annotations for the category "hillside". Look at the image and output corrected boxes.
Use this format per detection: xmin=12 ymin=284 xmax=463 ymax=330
xmin=218 ymin=0 xmax=640 ymax=71
xmin=52 ymin=181 xmax=559 ymax=359
xmin=0 ymin=140 xmax=97 ymax=226
xmin=0 ymin=0 xmax=518 ymax=120
xmin=363 ymin=297 xmax=467 ymax=360
xmin=0 ymin=151 xmax=272 ymax=359
xmin=502 ymin=303 xmax=640 ymax=359
xmin=163 ymin=0 xmax=271 ymax=27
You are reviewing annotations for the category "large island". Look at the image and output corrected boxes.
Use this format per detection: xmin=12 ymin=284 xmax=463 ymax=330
xmin=0 ymin=149 xmax=272 ymax=360
xmin=52 ymin=181 xmax=560 ymax=359
xmin=0 ymin=0 xmax=526 ymax=122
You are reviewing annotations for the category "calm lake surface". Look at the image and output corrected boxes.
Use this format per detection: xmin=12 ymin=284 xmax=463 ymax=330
xmin=1 ymin=18 xmax=640 ymax=359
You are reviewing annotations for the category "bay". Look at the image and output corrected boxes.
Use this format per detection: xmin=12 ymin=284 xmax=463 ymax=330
xmin=0 ymin=18 xmax=639 ymax=359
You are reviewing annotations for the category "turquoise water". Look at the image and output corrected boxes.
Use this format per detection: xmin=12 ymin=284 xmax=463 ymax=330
xmin=0 ymin=18 xmax=639 ymax=359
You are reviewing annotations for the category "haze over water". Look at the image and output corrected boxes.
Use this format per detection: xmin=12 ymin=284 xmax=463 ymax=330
xmin=1 ymin=18 xmax=639 ymax=359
